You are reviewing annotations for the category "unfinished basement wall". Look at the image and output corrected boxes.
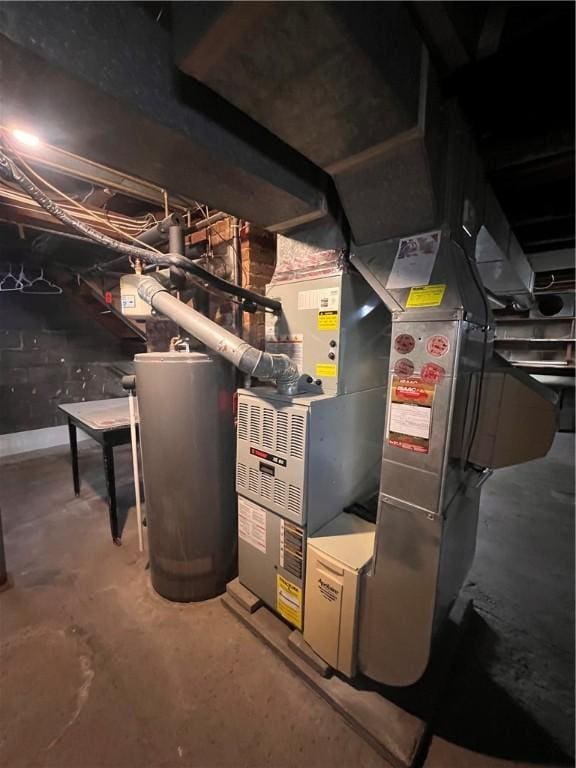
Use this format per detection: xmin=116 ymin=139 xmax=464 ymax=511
xmin=0 ymin=288 xmax=132 ymax=435
xmin=240 ymin=222 xmax=276 ymax=348
xmin=185 ymin=217 xmax=276 ymax=348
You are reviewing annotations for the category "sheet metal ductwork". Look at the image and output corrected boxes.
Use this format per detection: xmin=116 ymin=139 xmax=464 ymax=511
xmin=175 ymin=1 xmax=535 ymax=305
xmin=174 ymin=2 xmax=440 ymax=245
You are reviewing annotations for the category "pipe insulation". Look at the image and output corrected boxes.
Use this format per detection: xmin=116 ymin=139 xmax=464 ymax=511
xmin=137 ymin=276 xmax=300 ymax=394
xmin=0 ymin=148 xmax=281 ymax=312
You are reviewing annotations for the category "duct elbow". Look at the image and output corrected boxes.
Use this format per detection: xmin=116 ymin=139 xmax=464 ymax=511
xmin=238 ymin=347 xmax=300 ymax=395
xmin=270 ymin=354 xmax=300 ymax=395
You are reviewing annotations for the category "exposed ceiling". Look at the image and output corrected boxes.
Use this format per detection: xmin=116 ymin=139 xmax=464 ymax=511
xmin=409 ymin=1 xmax=574 ymax=260
xmin=141 ymin=0 xmax=575 ymax=267
xmin=0 ymin=1 xmax=573 ymax=279
xmin=0 ymin=135 xmax=210 ymax=267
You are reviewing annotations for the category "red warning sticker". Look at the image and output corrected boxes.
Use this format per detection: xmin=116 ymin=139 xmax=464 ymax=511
xmin=394 ymin=333 xmax=416 ymax=355
xmin=426 ymin=334 xmax=450 ymax=358
xmin=421 ymin=362 xmax=445 ymax=384
xmin=394 ymin=358 xmax=415 ymax=377
xmin=388 ymin=376 xmax=435 ymax=454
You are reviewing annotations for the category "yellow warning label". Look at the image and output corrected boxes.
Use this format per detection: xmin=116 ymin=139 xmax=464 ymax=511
xmin=277 ymin=574 xmax=302 ymax=630
xmin=317 ymin=310 xmax=339 ymax=331
xmin=315 ymin=363 xmax=337 ymax=378
xmin=406 ymin=284 xmax=447 ymax=308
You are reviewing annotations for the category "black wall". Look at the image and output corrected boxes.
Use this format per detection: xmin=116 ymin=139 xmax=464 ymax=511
xmin=0 ymin=291 xmax=132 ymax=434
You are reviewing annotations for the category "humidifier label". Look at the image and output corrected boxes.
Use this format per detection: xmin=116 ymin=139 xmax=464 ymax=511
xmin=387 ymin=230 xmax=441 ymax=289
xmin=277 ymin=574 xmax=302 ymax=630
xmin=317 ymin=310 xmax=339 ymax=331
xmin=388 ymin=376 xmax=435 ymax=454
xmin=405 ymin=284 xmax=446 ymax=308
xmin=280 ymin=519 xmax=304 ymax=580
xmin=238 ymin=497 xmax=267 ymax=554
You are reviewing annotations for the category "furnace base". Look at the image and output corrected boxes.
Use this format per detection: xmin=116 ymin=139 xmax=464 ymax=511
xmin=223 ymin=578 xmax=473 ymax=768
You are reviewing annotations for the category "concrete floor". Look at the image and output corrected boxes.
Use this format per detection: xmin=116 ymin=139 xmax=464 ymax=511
xmin=0 ymin=434 xmax=573 ymax=768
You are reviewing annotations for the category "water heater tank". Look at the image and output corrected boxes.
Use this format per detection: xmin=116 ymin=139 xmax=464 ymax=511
xmin=134 ymin=351 xmax=236 ymax=601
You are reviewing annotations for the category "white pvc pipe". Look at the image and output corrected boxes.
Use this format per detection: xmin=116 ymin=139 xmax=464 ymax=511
xmin=128 ymin=391 xmax=144 ymax=553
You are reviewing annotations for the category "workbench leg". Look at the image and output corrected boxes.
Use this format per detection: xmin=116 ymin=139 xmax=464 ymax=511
xmin=68 ymin=420 xmax=80 ymax=497
xmin=102 ymin=443 xmax=121 ymax=546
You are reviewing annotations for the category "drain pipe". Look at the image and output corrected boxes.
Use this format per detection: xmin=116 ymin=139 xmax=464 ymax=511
xmin=138 ymin=276 xmax=301 ymax=394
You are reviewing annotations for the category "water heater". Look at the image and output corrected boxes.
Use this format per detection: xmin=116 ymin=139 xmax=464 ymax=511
xmin=135 ymin=351 xmax=237 ymax=601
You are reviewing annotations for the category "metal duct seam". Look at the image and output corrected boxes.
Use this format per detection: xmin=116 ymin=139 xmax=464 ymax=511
xmin=137 ymin=276 xmax=301 ymax=394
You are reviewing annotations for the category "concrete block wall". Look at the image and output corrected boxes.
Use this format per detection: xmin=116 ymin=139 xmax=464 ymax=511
xmin=0 ymin=291 xmax=131 ymax=434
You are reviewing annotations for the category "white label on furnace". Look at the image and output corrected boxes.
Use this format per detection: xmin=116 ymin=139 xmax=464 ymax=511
xmin=387 ymin=230 xmax=441 ymax=289
xmin=265 ymin=312 xmax=277 ymax=339
xmin=297 ymin=286 xmax=340 ymax=311
xmin=266 ymin=334 xmax=304 ymax=370
xmin=388 ymin=402 xmax=432 ymax=439
xmin=238 ymin=497 xmax=267 ymax=554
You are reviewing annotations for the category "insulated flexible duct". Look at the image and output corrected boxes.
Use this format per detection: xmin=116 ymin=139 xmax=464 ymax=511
xmin=138 ymin=276 xmax=300 ymax=394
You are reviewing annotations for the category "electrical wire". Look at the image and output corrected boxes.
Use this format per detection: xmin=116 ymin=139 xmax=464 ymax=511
xmin=0 ymin=182 xmax=151 ymax=230
xmin=7 ymin=144 xmax=152 ymax=233
xmin=0 ymin=183 xmax=153 ymax=231
xmin=7 ymin=146 xmax=163 ymax=255
xmin=0 ymin=147 xmax=282 ymax=312
xmin=0 ymin=169 xmax=149 ymax=232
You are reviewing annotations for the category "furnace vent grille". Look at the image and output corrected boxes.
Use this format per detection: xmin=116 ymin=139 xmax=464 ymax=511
xmin=290 ymin=414 xmax=305 ymax=459
xmin=237 ymin=471 xmax=301 ymax=517
xmin=248 ymin=468 xmax=259 ymax=493
xmin=273 ymin=478 xmax=287 ymax=506
xmin=288 ymin=484 xmax=302 ymax=516
xmin=262 ymin=408 xmax=275 ymax=451
xmin=236 ymin=397 xmax=307 ymax=522
xmin=249 ymin=406 xmax=261 ymax=444
xmin=260 ymin=473 xmax=273 ymax=500
xmin=237 ymin=402 xmax=306 ymax=461
xmin=237 ymin=402 xmax=249 ymax=441
xmin=276 ymin=412 xmax=289 ymax=454
xmin=236 ymin=462 xmax=247 ymax=489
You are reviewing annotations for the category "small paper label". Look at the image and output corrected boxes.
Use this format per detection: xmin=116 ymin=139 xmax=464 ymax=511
xmin=277 ymin=574 xmax=302 ymax=629
xmin=387 ymin=230 xmax=441 ymax=289
xmin=280 ymin=519 xmax=304 ymax=580
xmin=238 ymin=497 xmax=267 ymax=554
xmin=298 ymin=286 xmax=340 ymax=311
xmin=317 ymin=310 xmax=339 ymax=330
xmin=406 ymin=284 xmax=446 ymax=308
xmin=388 ymin=376 xmax=435 ymax=454
xmin=315 ymin=363 xmax=337 ymax=378
xmin=121 ymin=295 xmax=136 ymax=309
